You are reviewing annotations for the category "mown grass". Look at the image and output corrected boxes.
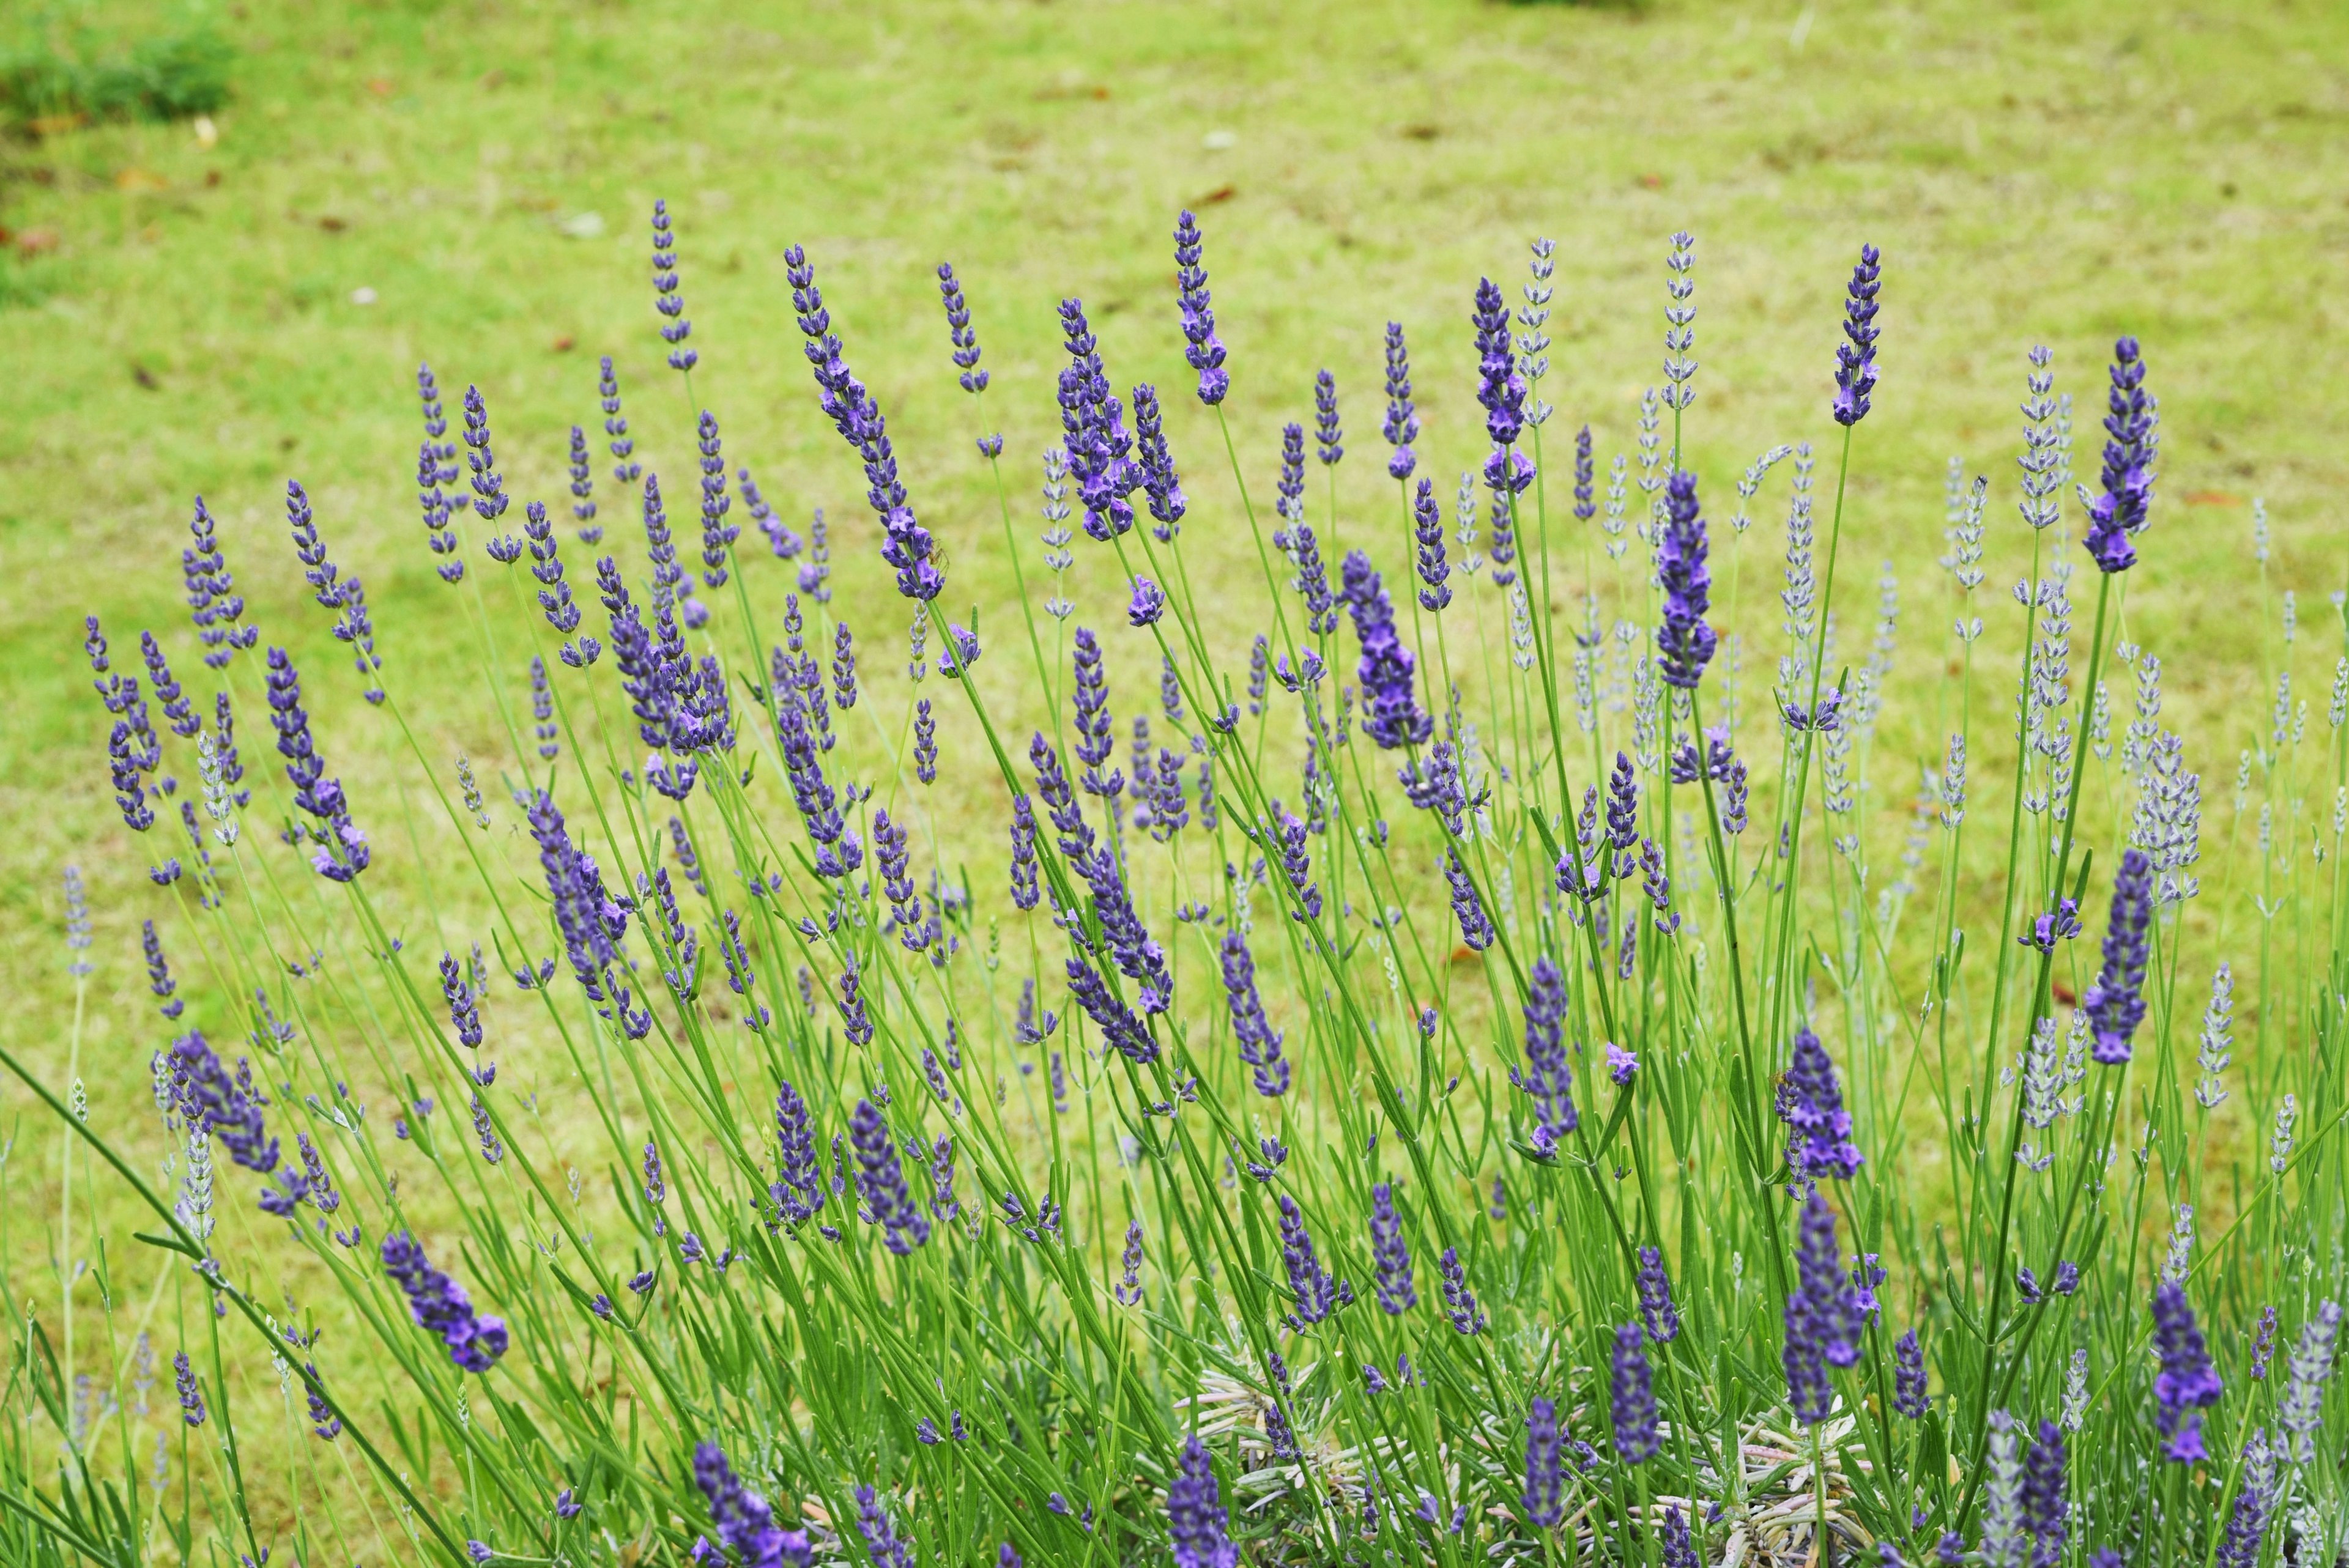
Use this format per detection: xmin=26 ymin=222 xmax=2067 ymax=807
xmin=2 ymin=0 xmax=2347 ymax=1552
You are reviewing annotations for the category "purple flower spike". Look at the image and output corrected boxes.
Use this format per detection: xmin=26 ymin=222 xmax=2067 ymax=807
xmin=1132 ymin=383 xmax=1186 ymax=540
xmin=1779 ymin=1025 xmax=1863 ymax=1180
xmin=1831 ymin=243 xmax=1882 ymax=427
xmin=1219 ymin=931 xmax=1288 ymax=1096
xmin=2153 ymin=1279 xmax=2222 ymax=1462
xmin=1512 ymin=956 xmax=1578 ymax=1153
xmin=1341 ymin=551 xmax=1433 ymax=749
xmin=1655 ymin=472 xmax=1717 ymax=689
xmin=651 ymin=199 xmax=696 ymax=374
xmin=1129 ymin=576 xmax=1167 ymax=627
xmin=1472 ymin=278 xmax=1532 ymax=496
xmin=1785 ymin=1187 xmax=1861 ymax=1423
xmin=853 ymin=1486 xmax=914 ymax=1568
xmin=184 ymin=498 xmax=258 ymax=667
xmin=1637 ymin=1246 xmax=1680 ymax=1343
xmin=1894 ymin=1328 xmax=1930 ymax=1418
xmin=169 ymin=1030 xmax=277 ymax=1172
xmin=786 ymin=245 xmax=942 ymax=601
xmin=1522 ymin=1396 xmax=1564 ymax=1529
xmin=1056 ymin=297 xmax=1140 ymax=541
xmin=1172 ymin=212 xmax=1228 ymax=405
xmin=1663 ymin=1507 xmax=1698 ymax=1568
xmin=1611 ymin=1321 xmax=1660 ymax=1462
xmin=2084 ymin=848 xmax=2153 ymax=1063
xmin=694 ymin=1441 xmax=804 ymax=1568
xmin=935 ymin=261 xmax=988 ymax=394
xmin=1167 ymin=1432 xmax=1237 ymax=1568
xmin=1277 ymin=1194 xmax=1340 ymax=1328
xmin=1382 ymin=322 xmax=1417 ymax=479
xmin=850 ymin=1098 xmax=931 ymax=1255
xmin=1368 ymin=1183 xmax=1416 ymax=1314
xmin=1573 ymin=426 xmax=1596 ymax=522
xmin=1313 ymin=368 xmax=1342 ymax=466
xmin=1411 ymin=479 xmax=1450 ymax=611
xmin=2083 ymin=336 xmax=2157 ymax=574
xmin=380 ymin=1230 xmax=508 ymax=1373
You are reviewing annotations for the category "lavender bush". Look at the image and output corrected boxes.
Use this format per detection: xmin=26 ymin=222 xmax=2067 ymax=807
xmin=7 ymin=204 xmax=2345 ymax=1568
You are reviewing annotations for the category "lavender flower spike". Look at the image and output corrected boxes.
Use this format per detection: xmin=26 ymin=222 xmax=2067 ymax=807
xmin=2083 ymin=336 xmax=2158 ymax=574
xmin=1172 ymin=211 xmax=1228 ymax=405
xmin=1512 ymin=956 xmax=1578 ymax=1153
xmin=1522 ymin=1396 xmax=1564 ymax=1528
xmin=1411 ymin=478 xmax=1450 ymax=610
xmin=1779 ymin=1024 xmax=1863 ymax=1179
xmin=1368 ymin=1182 xmax=1416 ymax=1314
xmin=1785 ymin=1187 xmax=1860 ymax=1424
xmin=1341 ymin=550 xmax=1432 ymax=749
xmin=1472 ymin=278 xmax=1532 ymax=498
xmin=1655 ymin=471 xmax=1717 ymax=689
xmin=1636 ymin=1246 xmax=1680 ymax=1343
xmin=2083 ymin=848 xmax=2153 ymax=1063
xmin=1167 ymin=1432 xmax=1238 ymax=1568
xmin=1611 ymin=1321 xmax=1661 ymax=1462
xmin=1831 ymin=243 xmax=1882 ymax=427
xmin=2151 ymin=1279 xmax=2222 ymax=1462
xmin=935 ymin=261 xmax=988 ymax=393
xmin=380 ymin=1230 xmax=509 ymax=1373
xmin=1277 ymin=1194 xmax=1340 ymax=1327
xmin=694 ymin=1441 xmax=806 ymax=1568
xmin=1382 ymin=322 xmax=1417 ymax=479
xmin=1313 ymin=368 xmax=1341 ymax=465
xmin=651 ymin=198 xmax=696 ymax=373
xmin=1219 ymin=930 xmax=1288 ymax=1096
xmin=785 ymin=244 xmax=942 ymax=601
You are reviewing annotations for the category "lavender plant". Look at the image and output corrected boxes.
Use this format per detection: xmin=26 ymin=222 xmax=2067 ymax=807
xmin=6 ymin=208 xmax=2344 ymax=1568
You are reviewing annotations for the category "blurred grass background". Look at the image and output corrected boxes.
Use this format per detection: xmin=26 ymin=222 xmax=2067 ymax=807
xmin=0 ymin=0 xmax=2345 ymax=1540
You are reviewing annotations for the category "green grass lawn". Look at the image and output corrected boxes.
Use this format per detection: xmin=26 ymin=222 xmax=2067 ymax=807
xmin=2 ymin=0 xmax=2347 ymax=1550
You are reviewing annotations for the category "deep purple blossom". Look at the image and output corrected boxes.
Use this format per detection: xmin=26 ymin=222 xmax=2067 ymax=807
xmin=380 ymin=1231 xmax=508 ymax=1373
xmin=2083 ymin=337 xmax=2158 ymax=574
xmin=1172 ymin=212 xmax=1228 ymax=405
xmin=1056 ymin=297 xmax=1139 ymax=540
xmin=169 ymin=1030 xmax=277 ymax=1173
xmin=1368 ymin=1182 xmax=1416 ymax=1314
xmin=1779 ymin=1025 xmax=1863 ymax=1180
xmin=850 ymin=1098 xmax=930 ymax=1255
xmin=935 ymin=261 xmax=987 ymax=393
xmin=2153 ymin=1280 xmax=2222 ymax=1462
xmin=1655 ymin=472 xmax=1717 ymax=689
xmin=1472 ymin=277 xmax=1532 ymax=496
xmin=1167 ymin=1432 xmax=1237 ymax=1568
xmin=1313 ymin=368 xmax=1341 ymax=465
xmin=651 ymin=199 xmax=696 ymax=372
xmin=1277 ymin=1195 xmax=1340 ymax=1327
xmin=1611 ymin=1321 xmax=1660 ymax=1462
xmin=1831 ymin=243 xmax=1882 ymax=427
xmin=787 ymin=245 xmax=941 ymax=599
xmin=1637 ymin=1246 xmax=1680 ymax=1343
xmin=2085 ymin=847 xmax=2154 ymax=1064
xmin=1522 ymin=1396 xmax=1564 ymax=1528
xmin=1785 ymin=1187 xmax=1860 ymax=1423
xmin=1132 ymin=384 xmax=1186 ymax=539
xmin=694 ymin=1442 xmax=806 ymax=1568
xmin=1411 ymin=479 xmax=1450 ymax=611
xmin=1512 ymin=956 xmax=1578 ymax=1152
xmin=1219 ymin=931 xmax=1288 ymax=1096
xmin=1894 ymin=1328 xmax=1930 ymax=1418
xmin=1341 ymin=550 xmax=1433 ymax=749
xmin=1438 ymin=1246 xmax=1486 ymax=1335
xmin=1382 ymin=322 xmax=1417 ymax=479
